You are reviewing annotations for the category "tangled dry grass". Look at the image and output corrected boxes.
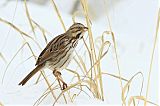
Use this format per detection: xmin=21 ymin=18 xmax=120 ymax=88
xmin=0 ymin=0 xmax=159 ymax=106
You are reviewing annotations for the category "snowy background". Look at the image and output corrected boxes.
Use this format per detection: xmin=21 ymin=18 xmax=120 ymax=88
xmin=0 ymin=0 xmax=159 ymax=105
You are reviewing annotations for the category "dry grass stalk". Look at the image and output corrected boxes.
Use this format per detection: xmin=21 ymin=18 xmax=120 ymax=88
xmin=128 ymin=96 xmax=159 ymax=106
xmin=1 ymin=42 xmax=28 ymax=84
xmin=122 ymin=72 xmax=144 ymax=105
xmin=0 ymin=1 xmax=158 ymax=106
xmin=0 ymin=18 xmax=57 ymax=101
xmin=80 ymin=0 xmax=102 ymax=99
xmin=0 ymin=53 xmax=7 ymax=64
xmin=24 ymin=0 xmax=36 ymax=37
xmin=0 ymin=0 xmax=18 ymax=52
xmin=104 ymin=31 xmax=125 ymax=104
xmin=50 ymin=0 xmax=66 ymax=31
xmin=0 ymin=17 xmax=41 ymax=50
xmin=145 ymin=8 xmax=160 ymax=106
xmin=31 ymin=19 xmax=49 ymax=44
xmin=0 ymin=102 xmax=3 ymax=106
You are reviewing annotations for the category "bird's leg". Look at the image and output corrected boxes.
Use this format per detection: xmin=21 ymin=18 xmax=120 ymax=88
xmin=58 ymin=75 xmax=67 ymax=90
xmin=53 ymin=70 xmax=67 ymax=90
xmin=53 ymin=70 xmax=62 ymax=90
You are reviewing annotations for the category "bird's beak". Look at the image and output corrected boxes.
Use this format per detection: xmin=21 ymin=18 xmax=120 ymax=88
xmin=80 ymin=27 xmax=88 ymax=39
xmin=83 ymin=27 xmax=88 ymax=32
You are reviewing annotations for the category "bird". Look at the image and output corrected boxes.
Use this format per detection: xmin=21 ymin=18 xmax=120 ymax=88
xmin=18 ymin=23 xmax=88 ymax=90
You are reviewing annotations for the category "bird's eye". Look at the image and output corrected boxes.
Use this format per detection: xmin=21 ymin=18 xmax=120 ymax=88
xmin=76 ymin=32 xmax=81 ymax=39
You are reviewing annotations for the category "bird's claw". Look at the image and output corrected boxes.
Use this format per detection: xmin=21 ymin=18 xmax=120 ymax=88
xmin=62 ymin=82 xmax=67 ymax=90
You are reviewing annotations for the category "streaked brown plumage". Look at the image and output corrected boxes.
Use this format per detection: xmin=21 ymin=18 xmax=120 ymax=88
xmin=18 ymin=23 xmax=88 ymax=90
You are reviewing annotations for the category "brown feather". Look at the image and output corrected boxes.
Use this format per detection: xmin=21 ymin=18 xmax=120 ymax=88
xmin=35 ymin=34 xmax=66 ymax=66
xmin=36 ymin=34 xmax=69 ymax=66
xmin=18 ymin=64 xmax=44 ymax=86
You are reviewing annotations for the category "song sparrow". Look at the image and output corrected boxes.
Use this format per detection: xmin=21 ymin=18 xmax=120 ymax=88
xmin=19 ymin=23 xmax=88 ymax=90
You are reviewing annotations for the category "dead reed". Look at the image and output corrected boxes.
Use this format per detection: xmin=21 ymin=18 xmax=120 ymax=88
xmin=0 ymin=0 xmax=159 ymax=106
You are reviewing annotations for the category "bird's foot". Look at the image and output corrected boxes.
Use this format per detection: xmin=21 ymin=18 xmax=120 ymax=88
xmin=53 ymin=70 xmax=67 ymax=90
xmin=62 ymin=82 xmax=67 ymax=90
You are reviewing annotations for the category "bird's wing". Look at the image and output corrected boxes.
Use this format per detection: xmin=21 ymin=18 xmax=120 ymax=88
xmin=35 ymin=34 xmax=68 ymax=66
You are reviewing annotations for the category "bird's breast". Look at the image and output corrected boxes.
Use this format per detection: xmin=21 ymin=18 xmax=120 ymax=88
xmin=46 ymin=46 xmax=74 ymax=71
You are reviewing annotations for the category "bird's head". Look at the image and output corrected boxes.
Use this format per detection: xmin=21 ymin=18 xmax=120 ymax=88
xmin=67 ymin=23 xmax=88 ymax=39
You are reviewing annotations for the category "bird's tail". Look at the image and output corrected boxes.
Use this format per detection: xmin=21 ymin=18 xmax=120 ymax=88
xmin=18 ymin=64 xmax=44 ymax=86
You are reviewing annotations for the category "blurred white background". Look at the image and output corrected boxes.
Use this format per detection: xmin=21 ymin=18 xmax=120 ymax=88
xmin=0 ymin=0 xmax=159 ymax=105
